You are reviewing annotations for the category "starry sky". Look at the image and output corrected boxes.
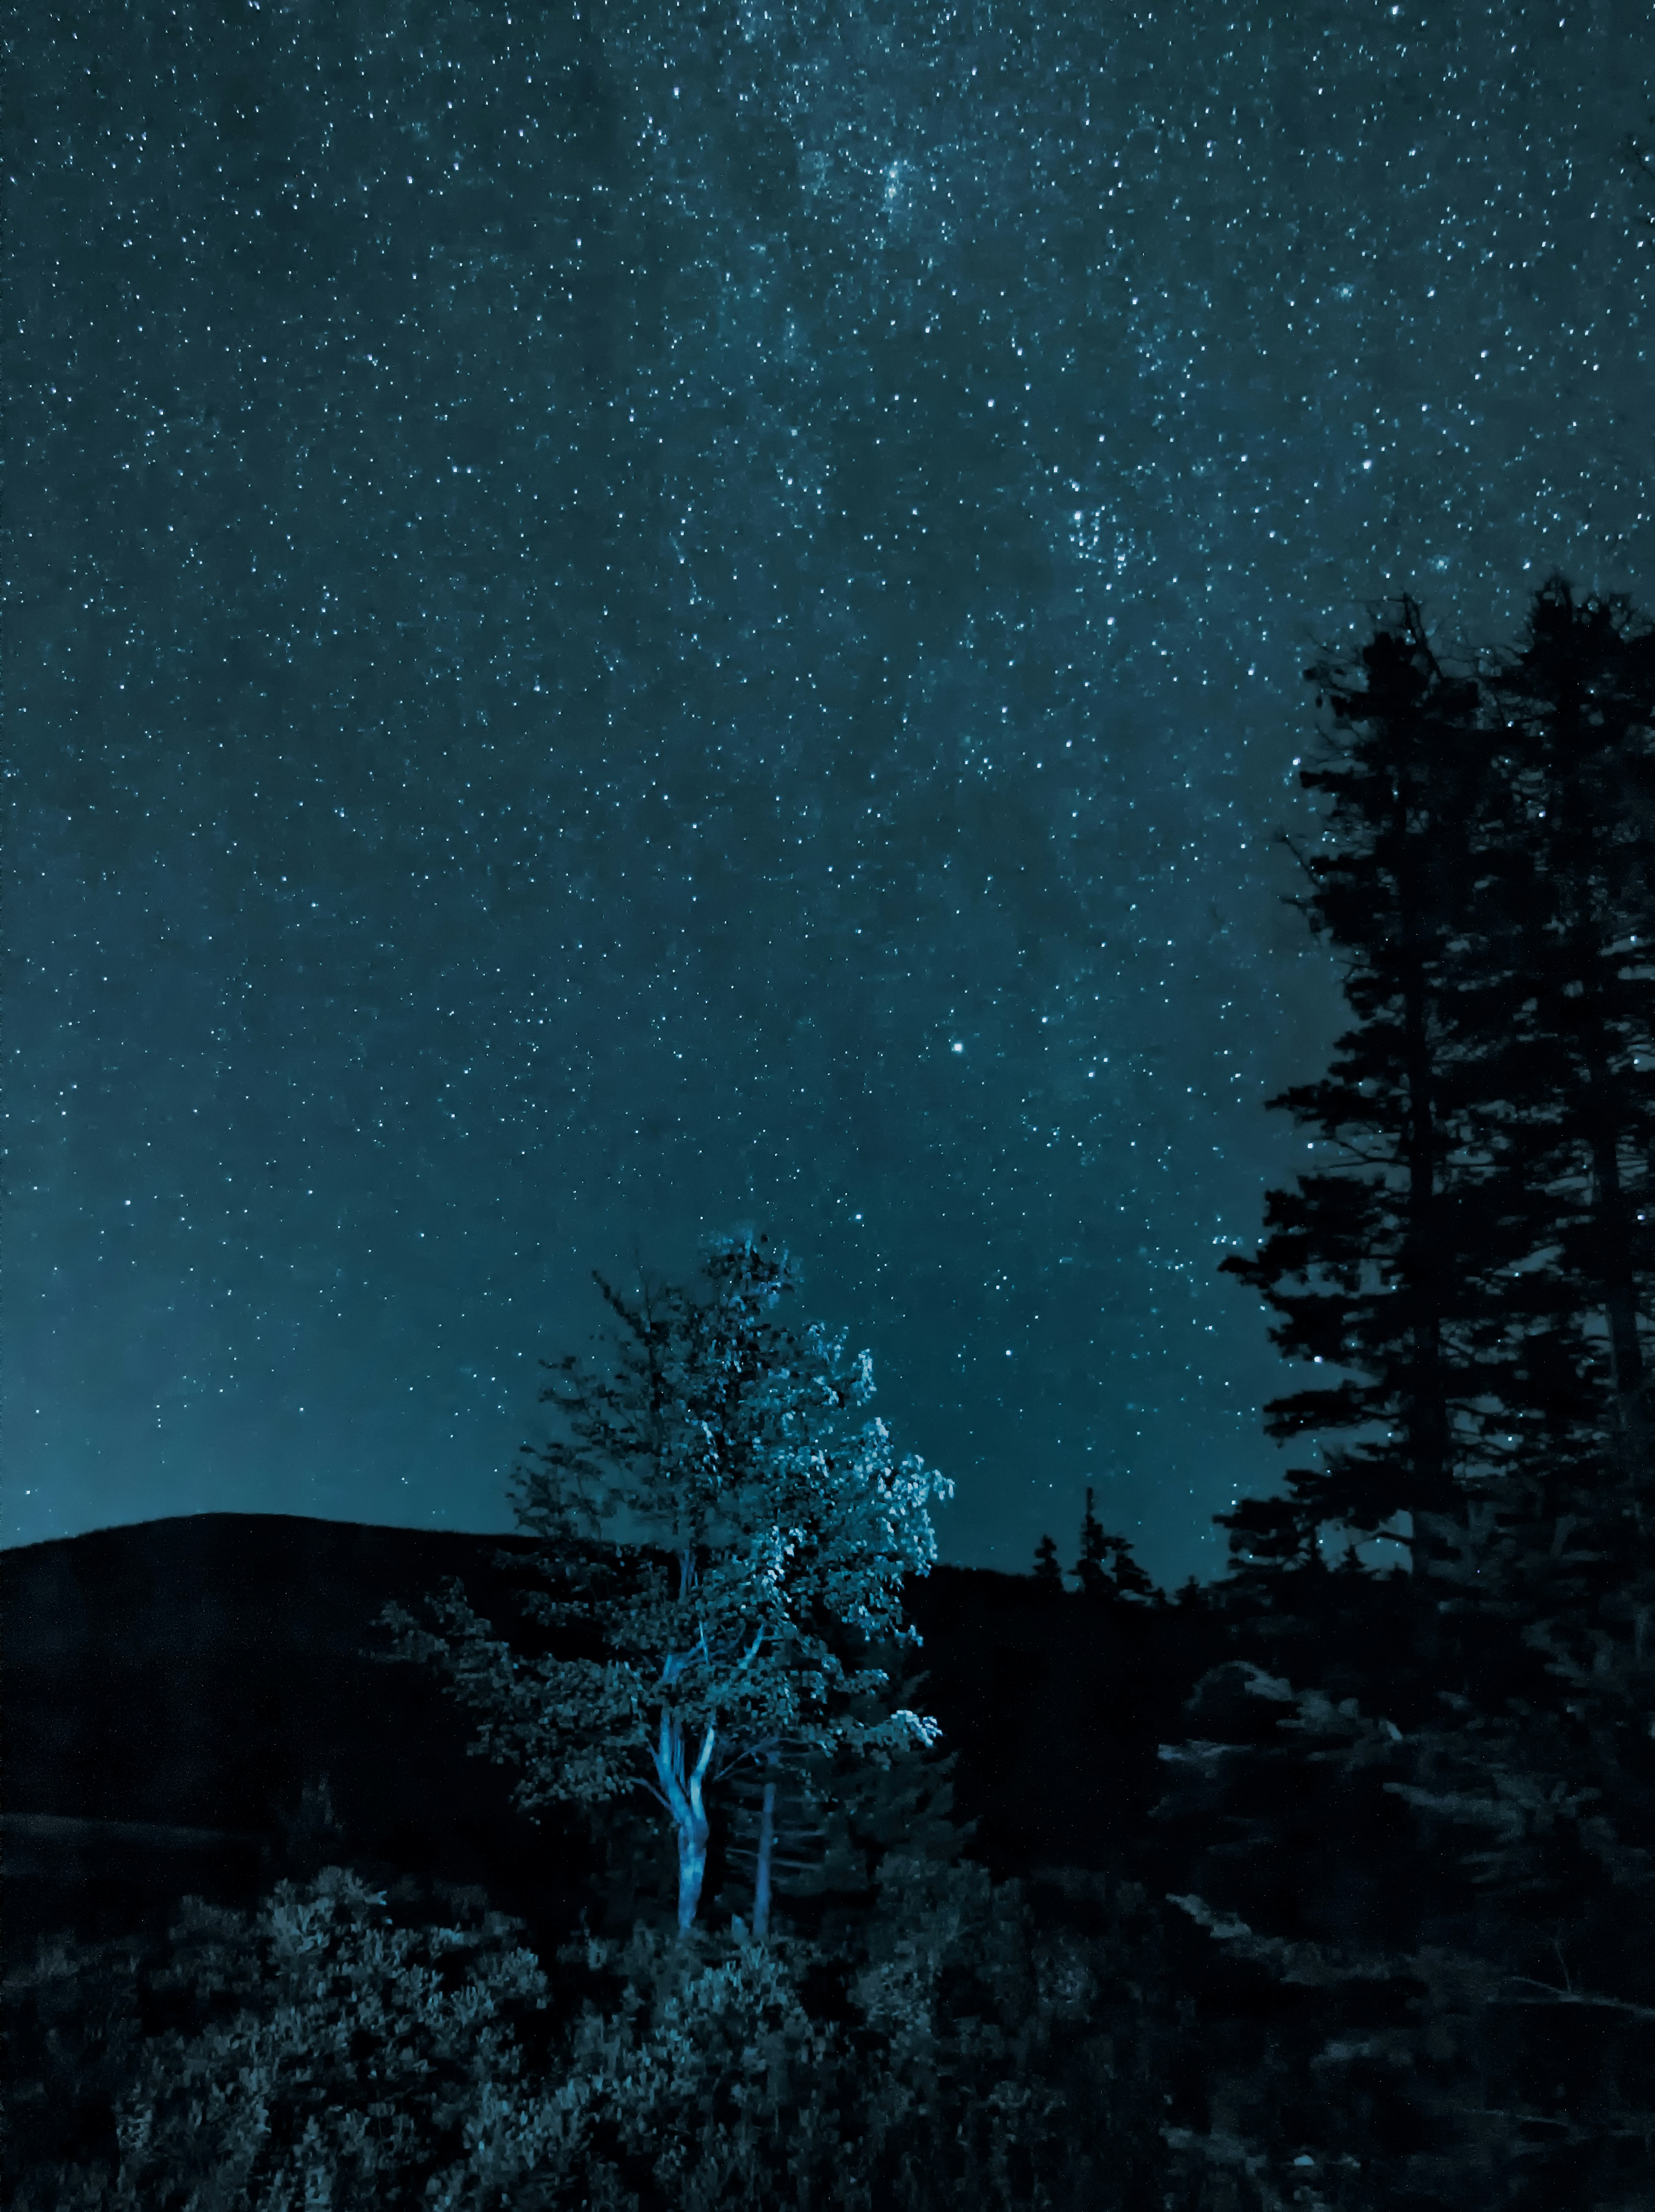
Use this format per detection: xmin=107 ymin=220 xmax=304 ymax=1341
xmin=7 ymin=0 xmax=1655 ymax=1588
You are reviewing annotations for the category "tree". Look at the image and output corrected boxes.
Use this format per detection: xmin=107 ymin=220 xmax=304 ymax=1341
xmin=1071 ymin=1487 xmax=1158 ymax=1603
xmin=1363 ymin=575 xmax=1655 ymax=2188
xmin=379 ymin=1231 xmax=955 ymax=1940
xmin=1219 ymin=576 xmax=1655 ymax=1609
xmin=1463 ymin=574 xmax=1655 ymax=1510
xmin=1072 ymin=1488 xmax=1108 ymax=1598
xmin=1215 ymin=594 xmax=1552 ymax=1595
xmin=1155 ymin=575 xmax=1655 ymax=2207
xmin=715 ymin=1729 xmax=830 ymax=1945
xmin=1030 ymin=1532 xmax=1065 ymax=1591
xmin=713 ymin=1652 xmax=979 ymax=1948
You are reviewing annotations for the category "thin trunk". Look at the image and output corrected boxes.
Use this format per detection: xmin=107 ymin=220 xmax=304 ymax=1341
xmin=752 ymin=1758 xmax=778 ymax=1941
xmin=653 ymin=1704 xmax=717 ymax=1937
xmin=675 ymin=1798 xmax=710 ymax=1934
xmin=1402 ymin=953 xmax=1451 ymax=1553
xmin=1580 ymin=1049 xmax=1652 ymax=1493
xmin=1398 ymin=810 xmax=1459 ymax=1590
xmin=652 ymin=1544 xmax=717 ymax=1937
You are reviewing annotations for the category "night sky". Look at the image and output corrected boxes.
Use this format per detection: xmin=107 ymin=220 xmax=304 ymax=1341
xmin=8 ymin=0 xmax=1654 ymax=1588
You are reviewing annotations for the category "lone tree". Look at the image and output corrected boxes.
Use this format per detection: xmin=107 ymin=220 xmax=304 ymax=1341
xmin=1071 ymin=1486 xmax=1158 ymax=1603
xmin=380 ymin=1231 xmax=955 ymax=1940
xmin=1031 ymin=1532 xmax=1065 ymax=1590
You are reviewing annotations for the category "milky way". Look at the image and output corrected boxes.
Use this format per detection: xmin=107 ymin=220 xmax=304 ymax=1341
xmin=10 ymin=0 xmax=1654 ymax=1585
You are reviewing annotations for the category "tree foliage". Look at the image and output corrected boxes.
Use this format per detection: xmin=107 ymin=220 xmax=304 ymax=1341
xmin=379 ymin=1231 xmax=955 ymax=1935
xmin=1213 ymin=594 xmax=1527 ymax=1586
xmin=1161 ymin=573 xmax=1655 ymax=2207
xmin=1031 ymin=1531 xmax=1065 ymax=1590
xmin=1072 ymin=1485 xmax=1159 ymax=1603
xmin=6 ymin=1869 xmax=557 ymax=2212
xmin=7 ymin=1857 xmax=1184 ymax=2212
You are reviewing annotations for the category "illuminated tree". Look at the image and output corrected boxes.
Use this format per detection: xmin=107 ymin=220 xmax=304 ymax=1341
xmin=381 ymin=1232 xmax=954 ymax=1939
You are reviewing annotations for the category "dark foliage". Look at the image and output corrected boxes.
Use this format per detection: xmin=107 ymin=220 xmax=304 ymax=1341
xmin=1160 ymin=572 xmax=1655 ymax=2207
xmin=1031 ymin=1531 xmax=1065 ymax=1589
xmin=1214 ymin=592 xmax=1530 ymax=1585
xmin=1072 ymin=1485 xmax=1159 ymax=1603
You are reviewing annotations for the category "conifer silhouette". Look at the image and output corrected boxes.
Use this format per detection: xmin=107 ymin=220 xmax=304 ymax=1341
xmin=1071 ymin=1487 xmax=1158 ymax=1602
xmin=1217 ymin=594 xmax=1552 ymax=1590
xmin=1031 ymin=1531 xmax=1065 ymax=1589
xmin=1162 ymin=574 xmax=1655 ymax=2208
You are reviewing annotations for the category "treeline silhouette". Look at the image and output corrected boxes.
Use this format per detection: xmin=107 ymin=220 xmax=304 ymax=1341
xmin=5 ymin=568 xmax=1654 ymax=2208
xmin=1137 ymin=567 xmax=1655 ymax=2206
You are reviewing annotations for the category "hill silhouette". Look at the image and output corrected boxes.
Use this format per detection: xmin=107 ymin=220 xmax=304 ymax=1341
xmin=2 ymin=1511 xmax=1223 ymax=1965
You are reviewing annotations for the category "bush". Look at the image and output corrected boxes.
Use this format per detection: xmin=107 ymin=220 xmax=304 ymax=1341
xmin=481 ymin=1852 xmax=1174 ymax=2212
xmin=6 ymin=1868 xmax=554 ymax=2211
xmin=5 ymin=1857 xmax=1177 ymax=2212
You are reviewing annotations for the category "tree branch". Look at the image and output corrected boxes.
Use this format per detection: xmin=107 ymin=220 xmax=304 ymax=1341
xmin=1497 ymin=1977 xmax=1655 ymax=2023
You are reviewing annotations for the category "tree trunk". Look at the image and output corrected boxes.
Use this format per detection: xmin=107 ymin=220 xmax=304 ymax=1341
xmin=1579 ymin=1044 xmax=1652 ymax=1493
xmin=1398 ymin=911 xmax=1459 ymax=1586
xmin=676 ymin=1800 xmax=710 ymax=1934
xmin=653 ymin=1707 xmax=718 ymax=1937
xmin=752 ymin=1763 xmax=778 ymax=1941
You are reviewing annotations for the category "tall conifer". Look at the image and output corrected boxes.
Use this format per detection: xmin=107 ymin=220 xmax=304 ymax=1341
xmin=1158 ymin=575 xmax=1655 ymax=2206
xmin=1374 ymin=578 xmax=1655 ymax=2082
xmin=1215 ymin=596 xmax=1526 ymax=1590
xmin=1464 ymin=575 xmax=1655 ymax=1524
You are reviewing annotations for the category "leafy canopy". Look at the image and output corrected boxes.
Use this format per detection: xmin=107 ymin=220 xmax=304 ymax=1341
xmin=380 ymin=1231 xmax=956 ymax=1836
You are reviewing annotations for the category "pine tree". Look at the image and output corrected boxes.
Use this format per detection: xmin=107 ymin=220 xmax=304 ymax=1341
xmin=1073 ymin=1488 xmax=1109 ymax=1598
xmin=713 ymin=1657 xmax=980 ymax=1949
xmin=1366 ymin=575 xmax=1655 ymax=2190
xmin=1101 ymin=1529 xmax=1158 ymax=1603
xmin=379 ymin=1231 xmax=954 ymax=1940
xmin=1031 ymin=1532 xmax=1065 ymax=1590
xmin=713 ymin=1730 xmax=830 ymax=1943
xmin=1215 ymin=594 xmax=1547 ymax=1594
xmin=1157 ymin=575 xmax=1655 ymax=2207
xmin=1070 ymin=1487 xmax=1159 ymax=1604
xmin=1468 ymin=574 xmax=1655 ymax=1501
